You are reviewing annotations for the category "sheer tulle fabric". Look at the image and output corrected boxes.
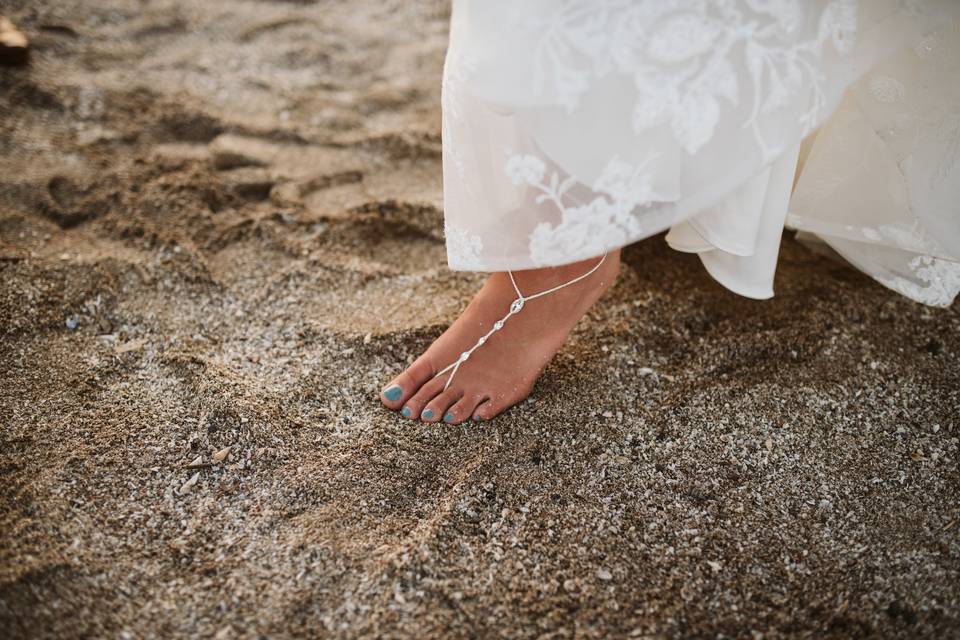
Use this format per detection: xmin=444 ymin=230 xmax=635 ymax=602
xmin=441 ymin=0 xmax=960 ymax=306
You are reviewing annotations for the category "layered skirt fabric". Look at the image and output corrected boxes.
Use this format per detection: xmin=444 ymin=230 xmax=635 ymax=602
xmin=441 ymin=0 xmax=960 ymax=306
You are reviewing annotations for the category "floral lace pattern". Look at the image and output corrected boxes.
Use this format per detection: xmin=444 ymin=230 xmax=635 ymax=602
xmin=441 ymin=50 xmax=477 ymax=187
xmin=526 ymin=0 xmax=857 ymax=156
xmin=877 ymin=256 xmax=960 ymax=307
xmin=444 ymin=222 xmax=485 ymax=270
xmin=506 ymin=153 xmax=671 ymax=266
xmin=441 ymin=0 xmax=960 ymax=306
xmin=860 ymin=226 xmax=960 ymax=306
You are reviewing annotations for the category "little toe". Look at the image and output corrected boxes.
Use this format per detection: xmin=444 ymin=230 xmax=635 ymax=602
xmin=381 ymin=358 xmax=435 ymax=410
xmin=422 ymin=388 xmax=463 ymax=424
xmin=473 ymin=395 xmax=512 ymax=422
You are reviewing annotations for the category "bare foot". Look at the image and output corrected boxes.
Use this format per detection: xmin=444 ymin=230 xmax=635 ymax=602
xmin=380 ymin=251 xmax=620 ymax=423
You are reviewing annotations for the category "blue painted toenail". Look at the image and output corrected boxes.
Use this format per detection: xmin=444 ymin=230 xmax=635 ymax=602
xmin=473 ymin=415 xmax=482 ymax=422
xmin=444 ymin=412 xmax=454 ymax=423
xmin=401 ymin=406 xmax=412 ymax=418
xmin=383 ymin=386 xmax=402 ymax=402
xmin=422 ymin=409 xmax=434 ymax=420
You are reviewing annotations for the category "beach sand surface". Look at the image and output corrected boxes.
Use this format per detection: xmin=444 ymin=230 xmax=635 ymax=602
xmin=1 ymin=1 xmax=959 ymax=637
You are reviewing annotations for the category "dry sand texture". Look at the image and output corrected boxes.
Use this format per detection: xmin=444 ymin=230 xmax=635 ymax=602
xmin=1 ymin=1 xmax=959 ymax=638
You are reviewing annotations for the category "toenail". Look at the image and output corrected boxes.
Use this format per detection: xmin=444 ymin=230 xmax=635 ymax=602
xmin=383 ymin=386 xmax=402 ymax=402
xmin=443 ymin=412 xmax=454 ymax=423
xmin=401 ymin=406 xmax=412 ymax=418
xmin=422 ymin=408 xmax=434 ymax=420
xmin=473 ymin=415 xmax=482 ymax=422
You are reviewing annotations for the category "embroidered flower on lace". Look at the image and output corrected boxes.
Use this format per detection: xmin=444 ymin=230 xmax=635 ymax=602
xmin=803 ymin=221 xmax=959 ymax=306
xmin=527 ymin=0 xmax=858 ymax=157
xmin=878 ymin=255 xmax=960 ymax=308
xmin=914 ymin=31 xmax=942 ymax=59
xmin=505 ymin=155 xmax=547 ymax=186
xmin=820 ymin=0 xmax=858 ymax=54
xmin=511 ymin=153 xmax=667 ymax=266
xmin=868 ymin=75 xmax=905 ymax=103
xmin=444 ymin=222 xmax=485 ymax=270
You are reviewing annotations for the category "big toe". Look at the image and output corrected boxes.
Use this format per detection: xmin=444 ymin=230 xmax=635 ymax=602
xmin=380 ymin=357 xmax=435 ymax=410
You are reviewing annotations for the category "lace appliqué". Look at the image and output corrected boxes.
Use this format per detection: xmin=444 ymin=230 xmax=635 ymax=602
xmin=869 ymin=75 xmax=906 ymax=103
xmin=803 ymin=222 xmax=960 ymax=306
xmin=877 ymin=255 xmax=960 ymax=307
xmin=496 ymin=1 xmax=868 ymax=271
xmin=506 ymin=153 xmax=670 ymax=266
xmin=444 ymin=222 xmax=485 ymax=270
xmin=442 ymin=51 xmax=478 ymax=183
xmin=529 ymin=0 xmax=858 ymax=158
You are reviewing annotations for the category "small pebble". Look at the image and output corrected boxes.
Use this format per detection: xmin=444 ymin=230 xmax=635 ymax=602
xmin=178 ymin=472 xmax=200 ymax=495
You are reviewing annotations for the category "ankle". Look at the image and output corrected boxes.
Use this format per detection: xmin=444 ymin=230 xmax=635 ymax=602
xmin=507 ymin=252 xmax=619 ymax=294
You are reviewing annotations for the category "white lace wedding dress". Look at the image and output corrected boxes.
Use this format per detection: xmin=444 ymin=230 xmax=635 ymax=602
xmin=441 ymin=0 xmax=960 ymax=307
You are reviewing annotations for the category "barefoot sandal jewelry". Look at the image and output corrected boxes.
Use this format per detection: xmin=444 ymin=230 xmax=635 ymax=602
xmin=433 ymin=253 xmax=608 ymax=391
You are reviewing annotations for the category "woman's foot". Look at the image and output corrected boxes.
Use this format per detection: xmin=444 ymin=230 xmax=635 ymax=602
xmin=379 ymin=251 xmax=620 ymax=424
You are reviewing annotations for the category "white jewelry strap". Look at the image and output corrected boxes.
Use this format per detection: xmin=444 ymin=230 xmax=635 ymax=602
xmin=433 ymin=253 xmax=608 ymax=391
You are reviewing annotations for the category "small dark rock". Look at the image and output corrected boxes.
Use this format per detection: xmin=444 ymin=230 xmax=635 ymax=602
xmin=887 ymin=600 xmax=918 ymax=625
xmin=924 ymin=338 xmax=943 ymax=355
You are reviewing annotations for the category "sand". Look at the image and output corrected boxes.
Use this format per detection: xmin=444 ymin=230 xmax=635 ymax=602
xmin=1 ymin=1 xmax=959 ymax=638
